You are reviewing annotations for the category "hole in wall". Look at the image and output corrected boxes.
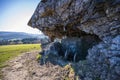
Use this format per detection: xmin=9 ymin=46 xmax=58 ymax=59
xmin=40 ymin=33 xmax=101 ymax=65
xmin=59 ymin=34 xmax=101 ymax=62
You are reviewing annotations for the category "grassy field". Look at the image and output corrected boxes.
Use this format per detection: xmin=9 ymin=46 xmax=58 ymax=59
xmin=0 ymin=44 xmax=41 ymax=69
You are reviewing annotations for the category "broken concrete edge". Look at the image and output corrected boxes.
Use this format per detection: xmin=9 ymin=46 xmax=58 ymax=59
xmin=28 ymin=0 xmax=120 ymax=42
xmin=28 ymin=0 xmax=120 ymax=80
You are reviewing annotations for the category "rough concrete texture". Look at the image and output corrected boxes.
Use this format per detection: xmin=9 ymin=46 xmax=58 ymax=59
xmin=28 ymin=0 xmax=120 ymax=80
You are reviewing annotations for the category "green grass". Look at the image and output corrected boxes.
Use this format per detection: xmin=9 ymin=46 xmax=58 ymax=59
xmin=0 ymin=44 xmax=41 ymax=71
xmin=36 ymin=53 xmax=42 ymax=61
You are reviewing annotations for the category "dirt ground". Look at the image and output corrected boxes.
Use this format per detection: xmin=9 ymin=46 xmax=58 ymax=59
xmin=1 ymin=50 xmax=76 ymax=80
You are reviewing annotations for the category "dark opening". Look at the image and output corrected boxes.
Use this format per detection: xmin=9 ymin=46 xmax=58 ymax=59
xmin=60 ymin=34 xmax=101 ymax=62
xmin=40 ymin=29 xmax=102 ymax=65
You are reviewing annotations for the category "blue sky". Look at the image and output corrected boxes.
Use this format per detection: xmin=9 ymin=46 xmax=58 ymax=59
xmin=0 ymin=0 xmax=42 ymax=34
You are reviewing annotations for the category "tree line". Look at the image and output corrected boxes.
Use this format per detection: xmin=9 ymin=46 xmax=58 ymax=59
xmin=0 ymin=38 xmax=41 ymax=45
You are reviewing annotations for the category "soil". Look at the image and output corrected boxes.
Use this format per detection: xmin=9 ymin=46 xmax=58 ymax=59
xmin=1 ymin=50 xmax=75 ymax=80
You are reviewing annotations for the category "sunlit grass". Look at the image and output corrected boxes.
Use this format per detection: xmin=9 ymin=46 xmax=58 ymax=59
xmin=0 ymin=44 xmax=41 ymax=68
xmin=0 ymin=44 xmax=41 ymax=78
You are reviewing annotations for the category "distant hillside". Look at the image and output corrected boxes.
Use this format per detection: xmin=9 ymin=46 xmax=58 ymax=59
xmin=0 ymin=31 xmax=45 ymax=40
